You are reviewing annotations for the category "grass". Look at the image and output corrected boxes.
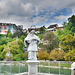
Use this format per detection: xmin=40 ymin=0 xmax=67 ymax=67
xmin=40 ymin=62 xmax=71 ymax=68
xmin=39 ymin=67 xmax=71 ymax=75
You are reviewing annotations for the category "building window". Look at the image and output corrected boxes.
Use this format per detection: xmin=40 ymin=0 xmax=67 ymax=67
xmin=0 ymin=26 xmax=1 ymax=32
xmin=5 ymin=24 xmax=7 ymax=29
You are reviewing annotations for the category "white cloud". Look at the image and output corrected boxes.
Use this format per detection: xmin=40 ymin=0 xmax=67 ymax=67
xmin=0 ymin=0 xmax=74 ymax=28
xmin=54 ymin=15 xmax=69 ymax=20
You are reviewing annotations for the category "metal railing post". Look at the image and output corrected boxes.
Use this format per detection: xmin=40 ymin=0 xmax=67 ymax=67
xmin=48 ymin=61 xmax=50 ymax=74
xmin=0 ymin=63 xmax=1 ymax=74
xmin=10 ymin=62 xmax=11 ymax=75
xmin=59 ymin=62 xmax=60 ymax=75
xmin=39 ymin=62 xmax=40 ymax=73
xmin=19 ymin=62 xmax=20 ymax=75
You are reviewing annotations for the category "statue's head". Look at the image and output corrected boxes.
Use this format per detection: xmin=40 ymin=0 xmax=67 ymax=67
xmin=31 ymin=30 xmax=35 ymax=35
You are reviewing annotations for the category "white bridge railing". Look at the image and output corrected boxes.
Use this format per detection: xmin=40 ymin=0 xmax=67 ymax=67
xmin=0 ymin=61 xmax=72 ymax=75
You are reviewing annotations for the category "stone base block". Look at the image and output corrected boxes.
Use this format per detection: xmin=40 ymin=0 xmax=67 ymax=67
xmin=26 ymin=60 xmax=39 ymax=75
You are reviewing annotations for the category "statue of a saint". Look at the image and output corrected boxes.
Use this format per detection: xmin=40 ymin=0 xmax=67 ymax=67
xmin=24 ymin=30 xmax=40 ymax=60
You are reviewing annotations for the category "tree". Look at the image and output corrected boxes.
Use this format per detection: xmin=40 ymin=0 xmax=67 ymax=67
xmin=0 ymin=45 xmax=6 ymax=53
xmin=6 ymin=27 xmax=11 ymax=37
xmin=17 ymin=39 xmax=24 ymax=52
xmin=8 ymin=32 xmax=13 ymax=38
xmin=65 ymin=15 xmax=75 ymax=33
xmin=39 ymin=26 xmax=46 ymax=34
xmin=65 ymin=50 xmax=75 ymax=61
xmin=62 ymin=22 xmax=67 ymax=27
xmin=60 ymin=34 xmax=75 ymax=52
xmin=0 ymin=39 xmax=7 ymax=45
xmin=57 ymin=29 xmax=64 ymax=36
xmin=56 ymin=29 xmax=64 ymax=40
xmin=41 ymin=31 xmax=59 ymax=53
xmin=20 ymin=35 xmax=26 ymax=42
xmin=49 ymin=49 xmax=65 ymax=61
xmin=37 ymin=50 xmax=49 ymax=61
xmin=13 ymin=28 xmax=24 ymax=38
xmin=0 ymin=45 xmax=6 ymax=60
xmin=68 ymin=15 xmax=75 ymax=24
xmin=1 ymin=39 xmax=25 ymax=61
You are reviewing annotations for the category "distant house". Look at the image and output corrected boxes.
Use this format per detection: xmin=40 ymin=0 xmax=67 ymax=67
xmin=48 ymin=24 xmax=58 ymax=29
xmin=28 ymin=28 xmax=40 ymax=32
xmin=46 ymin=24 xmax=64 ymax=32
xmin=54 ymin=27 xmax=64 ymax=31
xmin=28 ymin=28 xmax=40 ymax=34
xmin=0 ymin=23 xmax=17 ymax=34
xmin=28 ymin=26 xmax=46 ymax=33
xmin=17 ymin=25 xmax=23 ymax=30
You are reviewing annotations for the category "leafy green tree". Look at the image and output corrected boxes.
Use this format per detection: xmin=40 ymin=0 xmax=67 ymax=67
xmin=6 ymin=27 xmax=11 ymax=37
xmin=8 ymin=32 xmax=13 ymax=38
xmin=57 ymin=29 xmax=64 ymax=36
xmin=1 ymin=39 xmax=25 ymax=61
xmin=13 ymin=28 xmax=25 ymax=38
xmin=17 ymin=39 xmax=24 ymax=52
xmin=62 ymin=22 xmax=67 ymax=27
xmin=65 ymin=15 xmax=75 ymax=34
xmin=0 ymin=39 xmax=7 ymax=45
xmin=0 ymin=45 xmax=6 ymax=60
xmin=41 ymin=31 xmax=59 ymax=53
xmin=20 ymin=35 xmax=26 ymax=42
xmin=39 ymin=26 xmax=46 ymax=34
xmin=0 ymin=45 xmax=6 ymax=53
xmin=60 ymin=34 xmax=75 ymax=52
xmin=65 ymin=50 xmax=75 ymax=61
xmin=56 ymin=29 xmax=64 ymax=40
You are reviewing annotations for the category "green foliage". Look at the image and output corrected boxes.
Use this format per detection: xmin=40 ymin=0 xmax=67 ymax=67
xmin=0 ymin=44 xmax=6 ymax=60
xmin=56 ymin=29 xmax=64 ymax=40
xmin=60 ymin=34 xmax=75 ymax=52
xmin=8 ymin=32 xmax=13 ymax=38
xmin=20 ymin=33 xmax=27 ymax=42
xmin=62 ymin=22 xmax=67 ymax=27
xmin=39 ymin=26 xmax=46 ymax=34
xmin=42 ymin=31 xmax=59 ymax=53
xmin=65 ymin=50 xmax=75 ymax=61
xmin=13 ymin=30 xmax=25 ymax=38
xmin=12 ymin=53 xmax=26 ymax=61
xmin=0 ymin=39 xmax=26 ymax=61
xmin=38 ymin=34 xmax=43 ymax=40
xmin=0 ymin=34 xmax=6 ymax=40
xmin=0 ymin=39 xmax=7 ymax=45
xmin=20 ymin=35 xmax=26 ymax=42
xmin=64 ymin=15 xmax=75 ymax=34
xmin=17 ymin=39 xmax=24 ymax=52
xmin=0 ymin=45 xmax=6 ymax=53
xmin=56 ymin=15 xmax=75 ymax=41
xmin=57 ymin=29 xmax=64 ymax=35
xmin=60 ymin=63 xmax=71 ymax=68
xmin=68 ymin=15 xmax=75 ymax=24
xmin=6 ymin=28 xmax=11 ymax=37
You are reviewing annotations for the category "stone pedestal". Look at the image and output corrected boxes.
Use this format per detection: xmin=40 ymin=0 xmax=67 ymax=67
xmin=71 ymin=62 xmax=75 ymax=75
xmin=26 ymin=60 xmax=39 ymax=75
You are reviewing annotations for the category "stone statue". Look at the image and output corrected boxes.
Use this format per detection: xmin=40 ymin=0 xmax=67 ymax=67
xmin=24 ymin=30 xmax=40 ymax=60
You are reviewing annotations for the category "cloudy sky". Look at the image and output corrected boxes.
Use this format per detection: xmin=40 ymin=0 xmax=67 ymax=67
xmin=0 ymin=0 xmax=75 ymax=28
